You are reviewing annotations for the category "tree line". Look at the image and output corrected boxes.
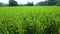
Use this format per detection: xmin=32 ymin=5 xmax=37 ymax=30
xmin=0 ymin=0 xmax=60 ymax=6
xmin=36 ymin=0 xmax=60 ymax=6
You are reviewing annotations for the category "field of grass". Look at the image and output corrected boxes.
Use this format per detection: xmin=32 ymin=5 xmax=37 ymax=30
xmin=0 ymin=6 xmax=60 ymax=34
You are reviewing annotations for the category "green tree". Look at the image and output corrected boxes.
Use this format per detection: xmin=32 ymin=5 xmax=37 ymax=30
xmin=0 ymin=2 xmax=4 ymax=6
xmin=56 ymin=0 xmax=60 ymax=6
xmin=9 ymin=0 xmax=18 ymax=6
xmin=47 ymin=0 xmax=57 ymax=5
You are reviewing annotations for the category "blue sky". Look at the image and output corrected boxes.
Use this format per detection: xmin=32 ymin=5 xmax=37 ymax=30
xmin=0 ymin=0 xmax=45 ymax=4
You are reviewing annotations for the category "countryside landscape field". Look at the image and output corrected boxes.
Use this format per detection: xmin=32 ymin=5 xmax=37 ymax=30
xmin=0 ymin=6 xmax=60 ymax=34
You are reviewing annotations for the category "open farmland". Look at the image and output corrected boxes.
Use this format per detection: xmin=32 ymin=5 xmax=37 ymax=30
xmin=0 ymin=6 xmax=60 ymax=34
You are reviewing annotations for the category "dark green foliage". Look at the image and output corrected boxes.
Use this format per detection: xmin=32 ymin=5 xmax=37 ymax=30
xmin=9 ymin=0 xmax=18 ymax=6
xmin=0 ymin=2 xmax=4 ymax=6
xmin=47 ymin=0 xmax=57 ymax=5
xmin=36 ymin=0 xmax=60 ymax=6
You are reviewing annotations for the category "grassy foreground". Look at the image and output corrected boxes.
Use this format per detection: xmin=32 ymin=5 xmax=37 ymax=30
xmin=0 ymin=6 xmax=60 ymax=34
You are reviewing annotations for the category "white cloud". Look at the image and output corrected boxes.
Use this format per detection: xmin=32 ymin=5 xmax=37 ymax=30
xmin=0 ymin=0 xmax=9 ymax=4
xmin=0 ymin=0 xmax=45 ymax=4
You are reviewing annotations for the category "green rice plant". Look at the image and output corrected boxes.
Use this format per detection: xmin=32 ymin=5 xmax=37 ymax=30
xmin=0 ymin=6 xmax=60 ymax=34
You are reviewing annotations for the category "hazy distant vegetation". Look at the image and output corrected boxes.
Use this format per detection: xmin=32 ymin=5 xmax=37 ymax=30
xmin=0 ymin=0 xmax=60 ymax=6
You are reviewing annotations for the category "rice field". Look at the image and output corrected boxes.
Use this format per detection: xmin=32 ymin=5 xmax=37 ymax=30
xmin=0 ymin=6 xmax=60 ymax=34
